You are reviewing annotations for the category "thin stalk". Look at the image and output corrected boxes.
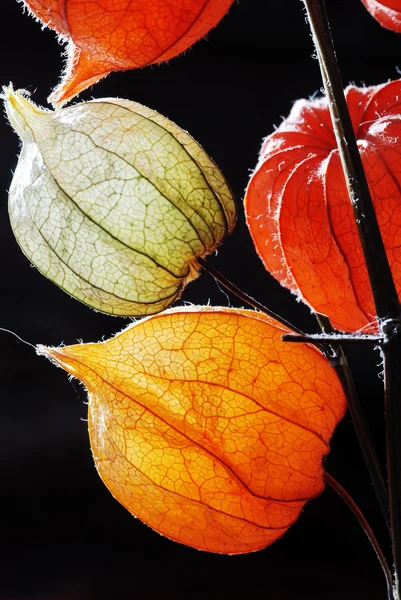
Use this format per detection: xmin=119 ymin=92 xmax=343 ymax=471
xmin=324 ymin=471 xmax=394 ymax=600
xmin=303 ymin=0 xmax=401 ymax=594
xmin=282 ymin=333 xmax=382 ymax=346
xmin=333 ymin=352 xmax=390 ymax=534
xmin=316 ymin=314 xmax=390 ymax=534
xmin=197 ymin=257 xmax=303 ymax=334
xmin=383 ymin=340 xmax=401 ymax=596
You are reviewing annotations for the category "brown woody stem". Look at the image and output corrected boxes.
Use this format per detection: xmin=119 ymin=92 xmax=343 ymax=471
xmin=303 ymin=1 xmax=401 ymax=597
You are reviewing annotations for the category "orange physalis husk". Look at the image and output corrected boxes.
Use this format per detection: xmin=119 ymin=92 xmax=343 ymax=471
xmin=22 ymin=0 xmax=235 ymax=106
xmin=245 ymin=80 xmax=401 ymax=333
xmin=38 ymin=306 xmax=346 ymax=554
xmin=361 ymin=0 xmax=401 ymax=32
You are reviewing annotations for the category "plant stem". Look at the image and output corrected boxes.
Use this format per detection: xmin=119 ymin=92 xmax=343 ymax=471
xmin=303 ymin=0 xmax=401 ymax=594
xmin=197 ymin=257 xmax=303 ymax=334
xmin=332 ymin=358 xmax=391 ymax=533
xmin=324 ymin=471 xmax=394 ymax=600
xmin=383 ymin=339 xmax=401 ymax=597
xmin=282 ymin=332 xmax=382 ymax=346
xmin=316 ymin=314 xmax=390 ymax=534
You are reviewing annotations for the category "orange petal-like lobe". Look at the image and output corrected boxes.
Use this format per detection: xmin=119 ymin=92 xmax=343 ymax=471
xmin=38 ymin=307 xmax=346 ymax=553
xmin=245 ymin=80 xmax=401 ymax=332
xmin=22 ymin=0 xmax=235 ymax=106
xmin=361 ymin=0 xmax=401 ymax=32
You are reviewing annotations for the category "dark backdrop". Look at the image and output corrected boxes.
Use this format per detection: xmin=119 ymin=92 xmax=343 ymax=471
xmin=0 ymin=1 xmax=397 ymax=598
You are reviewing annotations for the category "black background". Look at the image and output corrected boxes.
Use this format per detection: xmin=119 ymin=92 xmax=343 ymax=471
xmin=0 ymin=0 xmax=399 ymax=598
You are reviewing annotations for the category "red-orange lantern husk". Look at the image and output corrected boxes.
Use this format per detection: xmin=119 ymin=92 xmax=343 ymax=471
xmin=361 ymin=0 xmax=401 ymax=32
xmin=22 ymin=0 xmax=235 ymax=106
xmin=245 ymin=80 xmax=401 ymax=333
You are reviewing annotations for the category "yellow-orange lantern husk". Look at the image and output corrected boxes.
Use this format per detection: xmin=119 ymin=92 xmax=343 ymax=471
xmin=38 ymin=307 xmax=346 ymax=554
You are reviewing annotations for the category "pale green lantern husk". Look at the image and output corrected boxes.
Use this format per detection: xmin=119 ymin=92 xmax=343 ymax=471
xmin=4 ymin=86 xmax=236 ymax=316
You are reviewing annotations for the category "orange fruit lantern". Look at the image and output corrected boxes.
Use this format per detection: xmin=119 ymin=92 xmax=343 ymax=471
xmin=245 ymin=80 xmax=401 ymax=333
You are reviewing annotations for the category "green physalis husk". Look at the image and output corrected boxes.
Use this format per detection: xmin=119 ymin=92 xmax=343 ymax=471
xmin=4 ymin=86 xmax=236 ymax=315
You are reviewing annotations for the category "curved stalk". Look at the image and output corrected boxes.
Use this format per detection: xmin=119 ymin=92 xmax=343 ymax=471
xmin=324 ymin=472 xmax=393 ymax=600
xmin=197 ymin=257 xmax=303 ymax=334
